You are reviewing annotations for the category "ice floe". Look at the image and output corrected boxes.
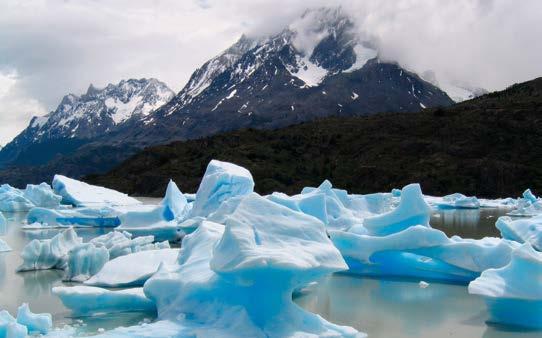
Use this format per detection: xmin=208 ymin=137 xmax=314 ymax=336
xmin=507 ymin=189 xmax=542 ymax=216
xmin=53 ymin=286 xmax=155 ymax=315
xmin=0 ymin=310 xmax=27 ymax=338
xmin=17 ymin=227 xmax=171 ymax=282
xmin=85 ymin=248 xmax=179 ymax=287
xmin=16 ymin=303 xmax=52 ymax=335
xmin=17 ymin=227 xmax=82 ymax=271
xmin=496 ymin=215 xmax=542 ymax=251
xmin=330 ymin=184 xmax=519 ymax=283
xmin=27 ymin=180 xmax=189 ymax=242
xmin=52 ymin=175 xmax=141 ymax=207
xmin=0 ymin=183 xmax=63 ymax=212
xmin=64 ymin=242 xmax=110 ymax=282
xmin=0 ymin=211 xmax=8 ymax=252
xmin=269 ymin=180 xmax=393 ymax=232
xmin=468 ymin=244 xmax=542 ymax=329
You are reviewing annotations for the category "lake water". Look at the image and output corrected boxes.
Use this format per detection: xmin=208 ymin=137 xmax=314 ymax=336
xmin=0 ymin=204 xmax=538 ymax=337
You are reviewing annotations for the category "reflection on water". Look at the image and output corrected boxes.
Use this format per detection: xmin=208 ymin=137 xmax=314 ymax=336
xmin=430 ymin=208 xmax=511 ymax=239
xmin=0 ymin=205 xmax=538 ymax=337
xmin=294 ymin=275 xmax=540 ymax=338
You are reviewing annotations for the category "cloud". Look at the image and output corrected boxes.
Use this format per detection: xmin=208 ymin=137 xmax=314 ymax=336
xmin=0 ymin=68 xmax=46 ymax=145
xmin=0 ymin=0 xmax=541 ymax=144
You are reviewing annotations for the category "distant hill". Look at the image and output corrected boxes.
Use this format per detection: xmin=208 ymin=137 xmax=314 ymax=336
xmin=86 ymin=77 xmax=542 ymax=198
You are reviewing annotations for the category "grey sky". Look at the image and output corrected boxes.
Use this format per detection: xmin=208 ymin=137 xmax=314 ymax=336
xmin=1 ymin=0 xmax=541 ymax=145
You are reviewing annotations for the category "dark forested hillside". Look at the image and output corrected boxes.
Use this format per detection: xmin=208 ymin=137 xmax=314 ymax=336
xmin=86 ymin=77 xmax=542 ymax=198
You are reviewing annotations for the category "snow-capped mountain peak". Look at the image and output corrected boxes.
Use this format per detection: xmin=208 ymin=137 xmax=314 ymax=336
xmin=0 ymin=78 xmax=174 ymax=164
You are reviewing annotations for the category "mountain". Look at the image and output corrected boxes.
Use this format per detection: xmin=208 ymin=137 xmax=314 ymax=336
xmin=0 ymin=78 xmax=174 ymax=165
xmin=106 ymin=7 xmax=453 ymax=146
xmin=86 ymin=77 xmax=542 ymax=198
xmin=0 ymin=7 xmax=455 ymax=185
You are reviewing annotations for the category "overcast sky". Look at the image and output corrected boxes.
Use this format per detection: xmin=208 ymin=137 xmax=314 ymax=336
xmin=1 ymin=0 xmax=541 ymax=145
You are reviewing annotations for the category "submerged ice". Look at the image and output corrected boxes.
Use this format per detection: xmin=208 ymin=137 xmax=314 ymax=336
xmin=469 ymin=244 xmax=542 ymax=329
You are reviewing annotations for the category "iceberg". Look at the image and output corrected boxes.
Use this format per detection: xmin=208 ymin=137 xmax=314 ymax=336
xmin=27 ymin=206 xmax=122 ymax=228
xmin=496 ymin=215 xmax=542 ymax=251
xmin=468 ymin=244 xmax=542 ymax=329
xmin=0 ymin=184 xmax=34 ymax=212
xmin=522 ymin=188 xmax=538 ymax=203
xmin=189 ymin=160 xmax=254 ymax=218
xmin=85 ymin=249 xmax=179 ymax=287
xmin=432 ymin=193 xmax=480 ymax=209
xmin=505 ymin=188 xmax=542 ymax=216
xmin=142 ymin=194 xmax=363 ymax=337
xmin=23 ymin=183 xmax=62 ymax=209
xmin=0 ymin=211 xmax=5 ymax=234
xmin=52 ymin=174 xmax=141 ymax=207
xmin=161 ymin=180 xmax=189 ymax=221
xmin=17 ymin=227 xmax=82 ymax=271
xmin=114 ymin=181 xmax=189 ymax=242
xmin=363 ymin=184 xmax=431 ymax=236
xmin=330 ymin=184 xmax=519 ymax=283
xmin=0 ymin=183 xmax=62 ymax=212
xmin=0 ymin=310 xmax=27 ymax=338
xmin=0 ymin=239 xmax=10 ymax=253
xmin=16 ymin=303 xmax=52 ymax=335
xmin=64 ymin=243 xmax=110 ymax=282
xmin=53 ymin=286 xmax=155 ymax=315
xmin=27 ymin=180 xmax=189 ymax=241
xmin=276 ymin=180 xmax=392 ymax=231
xmin=89 ymin=231 xmax=170 ymax=259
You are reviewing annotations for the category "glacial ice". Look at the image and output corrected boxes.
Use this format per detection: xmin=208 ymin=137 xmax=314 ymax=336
xmin=330 ymin=184 xmax=519 ymax=283
xmin=508 ymin=189 xmax=542 ymax=216
xmin=0 ymin=211 xmax=8 ymax=253
xmin=85 ymin=249 xmax=179 ymax=287
xmin=23 ymin=183 xmax=62 ymax=209
xmin=52 ymin=175 xmax=141 ymax=207
xmin=16 ymin=303 xmax=52 ymax=335
xmin=115 ymin=183 xmax=189 ymax=241
xmin=468 ymin=244 xmax=542 ymax=329
xmin=26 ymin=207 xmax=122 ymax=228
xmin=0 ymin=184 xmax=34 ymax=212
xmin=17 ymin=227 xmax=82 ymax=271
xmin=0 ymin=211 xmax=5 ymax=235
xmin=0 ymin=239 xmax=10 ymax=253
xmin=189 ymin=159 xmax=254 ymax=218
xmin=363 ymin=184 xmax=431 ymax=236
xmin=53 ymin=286 xmax=155 ymax=315
xmin=283 ymin=180 xmax=393 ymax=231
xmin=17 ymin=227 xmax=169 ymax=279
xmin=426 ymin=193 xmax=480 ymax=209
xmin=522 ymin=188 xmax=537 ymax=203
xmin=142 ymin=194 xmax=363 ymax=337
xmin=496 ymin=215 xmax=542 ymax=251
xmin=27 ymin=180 xmax=189 ymax=241
xmin=0 ymin=310 xmax=27 ymax=338
xmin=0 ymin=183 xmax=62 ymax=212
xmin=64 ymin=243 xmax=110 ymax=282
xmin=89 ymin=231 xmax=170 ymax=259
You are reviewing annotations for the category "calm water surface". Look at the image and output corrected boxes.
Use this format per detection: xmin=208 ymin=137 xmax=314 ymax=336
xmin=0 ymin=204 xmax=537 ymax=337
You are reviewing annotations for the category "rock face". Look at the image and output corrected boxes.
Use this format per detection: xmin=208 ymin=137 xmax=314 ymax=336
xmin=0 ymin=78 xmax=174 ymax=166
